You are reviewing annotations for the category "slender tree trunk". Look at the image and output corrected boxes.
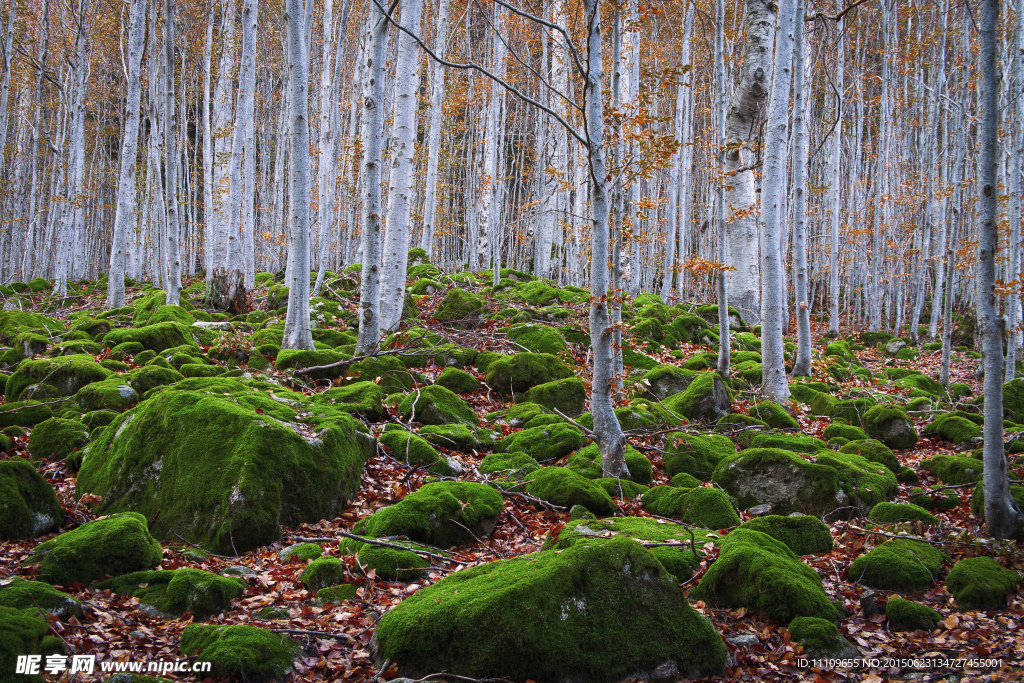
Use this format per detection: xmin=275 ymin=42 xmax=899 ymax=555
xmin=715 ymin=0 xmax=730 ymax=377
xmin=1006 ymin=0 xmax=1024 ymax=380
xmin=661 ymin=5 xmax=693 ymax=301
xmin=790 ymin=0 xmax=811 ymax=376
xmin=209 ymin=0 xmax=235 ymax=282
xmin=163 ymin=0 xmax=180 ymax=305
xmin=419 ymin=0 xmax=449 ymax=258
xmin=826 ymin=18 xmax=844 ymax=336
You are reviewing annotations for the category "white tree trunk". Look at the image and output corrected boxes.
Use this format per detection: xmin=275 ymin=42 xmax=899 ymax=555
xmin=1006 ymin=0 xmax=1024 ymax=380
xmin=209 ymin=0 xmax=235 ymax=279
xmin=827 ymin=18 xmax=845 ymax=336
xmin=475 ymin=4 xmax=506 ymax=277
xmin=661 ymin=4 xmax=693 ymax=301
xmin=163 ymin=0 xmax=180 ymax=305
xmin=419 ymin=0 xmax=449 ymax=258
xmin=715 ymin=0 xmax=729 ymax=377
xmin=790 ymin=0 xmax=811 ymax=376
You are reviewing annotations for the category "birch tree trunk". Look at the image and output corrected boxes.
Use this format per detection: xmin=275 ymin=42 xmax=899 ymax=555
xmin=790 ymin=0 xmax=811 ymax=377
xmin=724 ymin=0 xmax=776 ymax=325
xmin=827 ymin=17 xmax=844 ymax=336
xmin=163 ymin=0 xmax=181 ymax=306
xmin=661 ymin=4 xmax=693 ymax=301
xmin=106 ymin=0 xmax=146 ymax=309
xmin=419 ymin=0 xmax=449 ymax=258
xmin=1006 ymin=0 xmax=1024 ymax=381
xmin=208 ymin=0 xmax=235 ymax=282
xmin=714 ymin=0 xmax=730 ymax=377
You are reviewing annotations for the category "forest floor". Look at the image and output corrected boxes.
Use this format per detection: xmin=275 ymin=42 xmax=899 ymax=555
xmin=1 ymin=277 xmax=1023 ymax=683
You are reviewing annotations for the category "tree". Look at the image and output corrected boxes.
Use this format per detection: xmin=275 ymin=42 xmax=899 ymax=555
xmin=789 ymin=0 xmax=812 ymax=377
xmin=162 ymin=0 xmax=181 ymax=306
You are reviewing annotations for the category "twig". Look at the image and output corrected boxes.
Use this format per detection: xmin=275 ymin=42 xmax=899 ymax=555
xmin=491 ymin=485 xmax=567 ymax=512
xmin=552 ymin=407 xmax=596 ymax=438
xmin=272 ymin=628 xmax=353 ymax=641
xmin=292 ymin=532 xmax=466 ymax=564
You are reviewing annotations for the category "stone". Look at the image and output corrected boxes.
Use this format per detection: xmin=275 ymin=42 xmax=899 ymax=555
xmin=398 ymin=385 xmax=477 ymax=426
xmin=493 ymin=423 xmax=585 ymax=462
xmin=522 ymin=377 xmax=587 ymax=417
xmin=96 ymin=569 xmax=245 ymax=619
xmin=27 ymin=418 xmax=90 ymax=461
xmin=885 ymin=597 xmax=941 ymax=631
xmin=638 ymin=364 xmax=695 ymax=400
xmin=524 ymin=467 xmax=616 ymax=515
xmin=863 ymin=404 xmax=918 ymax=449
xmin=641 ymin=485 xmax=740 ymax=529
xmin=434 ymin=289 xmax=486 ymax=328
xmin=945 ymin=557 xmax=1021 ymax=610
xmin=0 ymin=578 xmax=84 ymax=620
xmin=788 ymin=617 xmax=860 ymax=659
xmin=662 ymin=432 xmax=736 ymax=481
xmin=484 ymin=352 xmax=573 ymax=396
xmin=179 ymin=624 xmax=300 ymax=682
xmin=712 ymin=448 xmax=844 ymax=517
xmin=662 ymin=371 xmax=731 ymax=423
xmin=848 ymin=539 xmax=947 ymax=593
xmin=0 ymin=458 xmax=63 ymax=540
xmin=737 ymin=514 xmax=834 ymax=555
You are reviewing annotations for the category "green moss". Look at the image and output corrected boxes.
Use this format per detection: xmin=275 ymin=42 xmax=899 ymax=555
xmin=788 ymin=383 xmax=822 ymax=405
xmin=661 ymin=371 xmax=731 ymax=422
xmin=434 ymin=367 xmax=479 ymax=394
xmin=419 ymin=424 xmax=490 ymax=450
xmin=342 ymin=357 xmax=411 ymax=395
xmin=356 ymin=481 xmax=503 ymax=548
xmin=816 ymin=452 xmax=897 ymax=511
xmin=748 ymin=401 xmax=799 ymax=429
xmin=505 ymin=323 xmax=568 ymax=356
xmin=275 ymin=348 xmax=348 ymax=379
xmin=398 ymin=385 xmax=476 ymax=426
xmin=494 ymin=423 xmax=584 ymax=462
xmin=662 ymin=432 xmax=736 ymax=481
xmin=315 ymin=584 xmax=358 ymax=605
xmin=863 ymin=403 xmax=918 ymax=449
xmin=300 ymin=557 xmax=346 ymax=591
xmin=479 ymin=452 xmax=540 ymax=477
xmin=923 ymin=414 xmax=983 ymax=445
xmin=373 ymin=536 xmax=726 ymax=681
xmin=712 ymin=448 xmax=841 ymax=516
xmin=485 ymin=352 xmax=572 ymax=396
xmin=0 ymin=458 xmax=62 ymax=540
xmin=566 ymin=443 xmax=653 ymax=485
xmin=316 ymin=381 xmax=385 ymax=421
xmin=925 ymin=454 xmax=984 ymax=484
xmin=0 ymin=577 xmax=83 ymax=620
xmin=180 ymin=363 xmax=224 ymax=378
xmin=868 ymin=502 xmax=939 ymax=525
xmin=0 ymin=605 xmax=48 ymax=683
xmin=434 ymin=289 xmax=486 ymax=328
xmin=27 ymin=417 xmax=89 ymax=461
xmin=524 ymin=467 xmax=616 ymax=515
xmin=96 ymin=568 xmax=244 ymax=619
xmin=945 ymin=557 xmax=1021 ymax=610
xmin=358 ymin=543 xmax=430 ymax=581
xmin=0 ymin=310 xmax=63 ymax=344
xmin=748 ymin=432 xmax=829 ymax=453
xmin=848 ymin=539 xmax=947 ymax=592
xmin=0 ymin=401 xmax=53 ymax=428
xmin=74 ymin=379 xmax=138 ymax=412
xmin=788 ymin=617 xmax=851 ymax=658
xmin=691 ymin=528 xmax=839 ymax=623
xmin=885 ymin=596 xmax=942 ymax=631
xmin=838 ymin=438 xmax=900 ymax=473
xmin=823 ymin=422 xmax=869 ymax=441
xmin=6 ymin=354 xmax=111 ymax=402
xmin=970 ymin=483 xmax=1024 ymax=520
xmin=522 ymin=376 xmax=586 ymax=417
xmin=76 ymin=386 xmax=374 ymax=555
xmin=179 ymin=624 xmax=300 ymax=682
xmin=641 ymin=485 xmax=740 ymax=529
xmin=127 ymin=364 xmax=184 ymax=395
xmin=737 ymin=515 xmax=833 ymax=556
xmin=28 ymin=512 xmax=162 ymax=585
xmin=596 ymin=478 xmax=649 ymax=499
xmin=379 ymin=429 xmax=440 ymax=467
xmin=102 ymin=322 xmax=197 ymax=353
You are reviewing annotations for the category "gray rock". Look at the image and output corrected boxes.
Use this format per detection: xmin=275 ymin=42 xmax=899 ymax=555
xmin=885 ymin=339 xmax=908 ymax=355
xmin=748 ymin=504 xmax=773 ymax=516
xmin=727 ymin=634 xmax=760 ymax=648
xmin=192 ymin=321 xmax=234 ymax=331
xmin=221 ymin=565 xmax=258 ymax=578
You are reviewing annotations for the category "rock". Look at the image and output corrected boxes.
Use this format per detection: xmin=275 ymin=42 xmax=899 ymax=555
xmin=27 ymin=418 xmax=89 ymax=461
xmin=493 ymin=422 xmax=584 ymax=462
xmin=691 ymin=529 xmax=840 ymax=623
xmin=505 ymin=323 xmax=568 ymax=355
xmin=0 ymin=400 xmax=53 ymax=428
xmin=728 ymin=634 xmax=760 ymax=648
xmin=868 ymin=502 xmax=939 ymax=526
xmin=275 ymin=349 xmax=347 ymax=380
xmin=0 ymin=605 xmax=48 ymax=683
xmin=28 ymin=512 xmax=162 ymax=585
xmin=566 ymin=443 xmax=653 ymax=486
xmin=192 ymin=321 xmax=234 ymax=331
xmin=179 ymin=624 xmax=301 ymax=682
xmin=662 ymin=371 xmax=731 ymax=423
xmin=848 ymin=539 xmax=947 ymax=593
xmin=127 ymin=364 xmax=184 ymax=395
xmin=378 ymin=429 xmax=442 ymax=468
xmin=885 ymin=339 xmax=908 ymax=355
xmin=74 ymin=380 xmax=139 ymax=413
xmin=712 ymin=448 xmax=844 ymax=517
xmin=662 ymin=432 xmax=736 ymax=481
xmin=221 ymin=565 xmax=258 ymax=578
xmin=885 ymin=596 xmax=941 ymax=631
xmin=76 ymin=380 xmax=374 ymax=555
xmin=863 ymin=403 xmax=918 ymax=449
xmin=0 ymin=578 xmax=84 ymax=620
xmin=316 ymin=584 xmax=358 ymax=605
xmin=522 ymin=376 xmax=587 ymax=417
xmin=102 ymin=322 xmax=198 ymax=353
xmin=641 ymin=485 xmax=740 ymax=529
xmin=277 ymin=542 xmax=322 ymax=563
xmin=341 ymin=541 xmax=431 ymax=581
xmin=484 ymin=352 xmax=573 ymax=396
xmin=96 ymin=569 xmax=245 ymax=619
xmin=299 ymin=557 xmax=346 ymax=591
xmin=398 ymin=385 xmax=476 ymax=425
xmin=860 ymin=590 xmax=880 ymax=618
xmin=788 ymin=617 xmax=859 ymax=659
xmin=316 ymin=381 xmax=385 ymax=422
xmin=638 ymin=364 xmax=695 ymax=400
xmin=434 ymin=289 xmax=486 ymax=328
xmin=0 ymin=458 xmax=63 ymax=540
xmin=371 ymin=536 xmax=726 ymax=681
xmin=736 ymin=515 xmax=833 ymax=555
xmin=945 ymin=557 xmax=1021 ymax=610
xmin=6 ymin=355 xmax=111 ymax=402
xmin=838 ymin=438 xmax=900 ymax=474
xmin=433 ymin=367 xmax=479 ymax=394
xmin=478 ymin=451 xmax=540 ymax=477
xmin=924 ymin=454 xmax=983 ymax=484
xmin=748 ymin=431 xmax=829 ymax=453
xmin=747 ymin=503 xmax=773 ymax=516
xmin=524 ymin=467 xmax=616 ymax=515
xmin=823 ymin=422 xmax=870 ymax=442
xmin=816 ymin=452 xmax=898 ymax=513
xmin=923 ymin=414 xmax=983 ymax=445
xmin=748 ymin=401 xmax=799 ymax=429
xmin=354 ymin=481 xmax=503 ymax=548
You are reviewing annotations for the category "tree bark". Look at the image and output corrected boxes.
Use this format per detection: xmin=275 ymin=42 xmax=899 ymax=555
xmin=790 ymin=0 xmax=811 ymax=377
xmin=163 ymin=0 xmax=181 ymax=306
xmin=714 ymin=0 xmax=730 ymax=378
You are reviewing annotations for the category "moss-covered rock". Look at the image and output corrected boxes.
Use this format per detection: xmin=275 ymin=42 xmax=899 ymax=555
xmin=73 ymin=379 xmax=138 ymax=412
xmin=748 ymin=431 xmax=829 ymax=454
xmin=923 ymin=414 xmax=983 ymax=445
xmin=353 ymin=542 xmax=430 ymax=581
xmin=434 ymin=289 xmax=486 ymax=328
xmin=493 ymin=423 xmax=585 ymax=462
xmin=275 ymin=348 xmax=347 ymax=379
xmin=522 ymin=376 xmax=586 ymax=417
xmin=566 ymin=443 xmax=653 ymax=486
xmin=925 ymin=454 xmax=984 ymax=485
xmin=637 ymin=364 xmax=695 ymax=400
xmin=434 ymin=367 xmax=479 ymax=394
xmin=662 ymin=371 xmax=731 ymax=422
xmin=179 ymin=624 xmax=301 ymax=682
xmin=712 ymin=448 xmax=842 ymax=516
xmin=76 ymin=384 xmax=374 ymax=555
xmin=6 ymin=354 xmax=111 ymax=402
xmin=127 ymin=364 xmax=184 ymax=395
xmin=277 ymin=542 xmax=322 ymax=563
xmin=524 ymin=467 xmax=616 ymax=515
xmin=736 ymin=515 xmax=833 ymax=556
xmin=371 ymin=536 xmax=726 ymax=681
xmin=596 ymin=477 xmax=649 ymax=499
xmin=419 ymin=424 xmax=492 ymax=451
xmin=315 ymin=584 xmax=358 ymax=605
xmin=0 ymin=577 xmax=84 ymax=620
xmin=663 ymin=432 xmax=736 ymax=481
xmin=691 ymin=528 xmax=839 ymax=623
xmin=315 ymin=381 xmax=385 ymax=422
xmin=641 ymin=485 xmax=740 ymax=529
xmin=748 ymin=401 xmax=799 ymax=429
xmin=484 ymin=352 xmax=572 ymax=396
xmin=868 ymin=502 xmax=939 ymax=525
xmin=505 ymin=323 xmax=568 ymax=356
xmin=863 ymin=403 xmax=918 ymax=449
xmin=27 ymin=512 xmax=162 ymax=585
xmin=0 ymin=310 xmax=63 ymax=344
xmin=848 ymin=539 xmax=947 ymax=593
xmin=479 ymin=451 xmax=540 ymax=477
xmin=885 ymin=596 xmax=942 ymax=631
xmin=378 ymin=429 xmax=442 ymax=468
xmin=0 ymin=605 xmax=48 ymax=683
xmin=816 ymin=452 xmax=897 ymax=513
xmin=96 ymin=569 xmax=244 ymax=619
xmin=838 ymin=438 xmax=900 ymax=474
xmin=398 ymin=385 xmax=476 ymax=425
xmin=299 ymin=557 xmax=346 ymax=591
xmin=355 ymin=481 xmax=502 ymax=548
xmin=0 ymin=400 xmax=53 ymax=428
xmin=102 ymin=322 xmax=197 ymax=353
xmin=945 ymin=557 xmax=1021 ymax=610
xmin=27 ymin=417 xmax=89 ymax=461
xmin=822 ymin=421 xmax=870 ymax=442
xmin=788 ymin=617 xmax=858 ymax=659
xmin=0 ymin=458 xmax=62 ymax=540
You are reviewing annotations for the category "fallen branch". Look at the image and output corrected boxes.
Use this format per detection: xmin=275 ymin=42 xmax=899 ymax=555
xmin=552 ymin=407 xmax=596 ymax=438
xmin=292 ymin=532 xmax=466 ymax=564
xmin=272 ymin=628 xmax=352 ymax=641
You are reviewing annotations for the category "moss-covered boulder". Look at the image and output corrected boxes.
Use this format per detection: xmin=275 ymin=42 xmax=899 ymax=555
xmin=0 ymin=400 xmax=53 ymax=428
xmin=868 ymin=502 xmax=939 ymax=526
xmin=315 ymin=584 xmax=358 ymax=605
xmin=96 ymin=569 xmax=245 ymax=619
xmin=315 ymin=381 xmax=384 ymax=421
xmin=566 ymin=443 xmax=653 ymax=486
xmin=663 ymin=432 xmax=736 ymax=481
xmin=923 ymin=414 xmax=983 ymax=445
xmin=0 ymin=458 xmax=62 ymax=540
xmin=479 ymin=451 xmax=540 ymax=477
xmin=505 ymin=323 xmax=568 ymax=356
xmin=747 ymin=431 xmax=829 ymax=454
xmin=398 ymin=385 xmax=476 ymax=426
xmin=102 ymin=322 xmax=197 ymax=353
xmin=748 ymin=401 xmax=799 ymax=429
xmin=27 ymin=512 xmax=162 ymax=585
xmin=863 ymin=403 xmax=918 ymax=449
xmin=641 ymin=485 xmax=740 ymax=529
xmin=0 ymin=578 xmax=84 ymax=620
xmin=524 ymin=467 xmax=616 ymax=515
xmin=736 ymin=515 xmax=833 ymax=556
xmin=691 ymin=529 xmax=839 ymax=623
xmin=434 ymin=367 xmax=479 ymax=394
xmin=354 ymin=481 xmax=502 ymax=548
xmin=662 ymin=371 xmax=731 ymax=422
xmin=0 ymin=310 xmax=63 ymax=344
xmin=823 ymin=422 xmax=869 ymax=442
xmin=493 ymin=423 xmax=585 ymax=462
xmin=76 ymin=383 xmax=374 ymax=555
xmin=179 ymin=624 xmax=301 ymax=682
xmin=816 ymin=452 xmax=897 ymax=513
xmin=371 ymin=536 xmax=726 ymax=681
xmin=522 ymin=376 xmax=586 ymax=417
xmin=484 ymin=352 xmax=572 ymax=396
xmin=838 ymin=438 xmax=900 ymax=474
xmin=434 ymin=288 xmax=486 ymax=328
xmin=712 ymin=448 xmax=843 ymax=516
xmin=27 ymin=417 xmax=89 ymax=461
xmin=0 ymin=605 xmax=48 ymax=683
xmin=848 ymin=539 xmax=947 ymax=593
xmin=6 ymin=355 xmax=111 ymax=402
xmin=299 ymin=557 xmax=346 ymax=591
xmin=278 ymin=542 xmax=322 ymax=563
xmin=788 ymin=617 xmax=859 ymax=659
xmin=127 ymin=365 xmax=184 ymax=395
xmin=925 ymin=454 xmax=984 ymax=485
xmin=885 ymin=596 xmax=942 ymax=631
xmin=638 ymin=364 xmax=695 ymax=400
xmin=945 ymin=557 xmax=1021 ymax=610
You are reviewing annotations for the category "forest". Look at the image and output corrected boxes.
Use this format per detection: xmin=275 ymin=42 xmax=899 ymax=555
xmin=0 ymin=0 xmax=1023 ymax=681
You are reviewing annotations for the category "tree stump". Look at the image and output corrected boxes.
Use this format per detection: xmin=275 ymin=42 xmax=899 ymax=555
xmin=205 ymin=268 xmax=248 ymax=315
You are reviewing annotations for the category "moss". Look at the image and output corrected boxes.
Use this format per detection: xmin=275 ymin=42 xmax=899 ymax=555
xmin=868 ymin=502 xmax=939 ymax=525
xmin=863 ymin=403 xmax=918 ymax=449
xmin=76 ymin=386 xmax=374 ymax=555
xmin=379 ymin=429 xmax=441 ymax=467
xmin=816 ymin=452 xmax=897 ymax=512
xmin=670 ymin=472 xmax=702 ymax=489
xmin=522 ymin=376 xmax=586 ymax=417
xmin=0 ymin=605 xmax=48 ymax=683
xmin=716 ymin=413 xmax=769 ymax=437
xmin=848 ymin=539 xmax=947 ymax=592
xmin=0 ymin=310 xmax=63 ymax=344
xmin=0 ymin=401 xmax=53 ymax=428
xmin=6 ymin=354 xmax=111 ymax=402
xmin=96 ymin=568 xmax=244 ymax=619
xmin=316 ymin=584 xmax=358 ymax=605
xmin=596 ymin=478 xmax=649 ymax=499
xmin=691 ymin=529 xmax=839 ymax=623
xmin=505 ymin=323 xmax=568 ymax=356
xmin=128 ymin=365 xmax=184 ymax=395
xmin=494 ymin=423 xmax=585 ymax=462
xmin=788 ymin=383 xmax=821 ymax=405
xmin=0 ymin=458 xmax=62 ymax=540
xmin=838 ymin=438 xmax=900 ymax=473
xmin=475 ymin=350 xmax=501 ymax=373
xmin=147 ymin=305 xmax=195 ymax=327
xmin=28 ymin=512 xmax=162 ymax=585
xmin=434 ymin=288 xmax=486 ymax=328
xmin=885 ymin=596 xmax=942 ymax=631
xmin=102 ymin=322 xmax=197 ymax=353
xmin=74 ymin=379 xmax=138 ymax=412
xmin=748 ymin=432 xmax=828 ymax=453
xmin=485 ymin=352 xmax=572 ymax=396
xmin=829 ymin=398 xmax=877 ymax=426
xmin=945 ymin=557 xmax=1021 ymax=610
xmin=278 ymin=542 xmax=323 ymax=562
xmin=659 ymin=433 xmax=735 ymax=483
xmin=566 ymin=443 xmax=653 ymax=485
xmin=479 ymin=451 xmax=540 ymax=477
xmin=923 ymin=414 xmax=983 ymax=445
xmin=661 ymin=371 xmax=731 ymax=422
xmin=181 ymin=363 xmax=224 ymax=378
xmin=788 ymin=617 xmax=855 ymax=659
xmin=372 ymin=536 xmax=726 ymax=681
xmin=275 ymin=348 xmax=348 ymax=379
xmin=712 ymin=448 xmax=841 ymax=516
xmin=27 ymin=417 xmax=89 ymax=461
xmin=925 ymin=454 xmax=984 ymax=484
xmin=300 ymin=557 xmax=346 ymax=591
xmin=316 ymin=381 xmax=385 ymax=421
xmin=641 ymin=485 xmax=740 ymax=529
xmin=419 ymin=424 xmax=489 ymax=450
xmin=356 ymin=481 xmax=503 ymax=548
xmin=179 ymin=624 xmax=300 ymax=682
xmin=737 ymin=515 xmax=833 ymax=556
xmin=823 ymin=422 xmax=869 ymax=441
xmin=0 ymin=577 xmax=83 ymax=620
xmin=524 ymin=467 xmax=615 ymax=515
xmin=748 ymin=401 xmax=799 ymax=429
xmin=970 ymin=483 xmax=1024 ymax=519
xmin=434 ymin=367 xmax=479 ymax=394
xmin=909 ymin=486 xmax=961 ymax=511
xmin=358 ymin=544 xmax=430 ymax=581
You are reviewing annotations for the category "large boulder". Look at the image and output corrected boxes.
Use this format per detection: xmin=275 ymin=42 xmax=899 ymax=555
xmin=641 ymin=485 xmax=740 ymax=529
xmin=372 ymin=536 xmax=727 ymax=681
xmin=434 ymin=289 xmax=486 ymax=328
xmin=484 ymin=352 xmax=573 ymax=396
xmin=524 ymin=466 xmax=616 ymax=515
xmin=0 ymin=578 xmax=84 ymax=620
xmin=736 ymin=515 xmax=834 ymax=556
xmin=179 ymin=624 xmax=300 ymax=683
xmin=638 ymin=364 xmax=695 ymax=400
xmin=6 ymin=355 xmax=111 ymax=402
xmin=0 ymin=458 xmax=63 ymax=540
xmin=76 ymin=380 xmax=375 ymax=555
xmin=96 ymin=569 xmax=245 ymax=619
xmin=27 ymin=418 xmax=89 ymax=461
xmin=505 ymin=323 xmax=568 ymax=355
xmin=102 ymin=322 xmax=198 ymax=353
xmin=27 ymin=512 xmax=162 ymax=585
xmin=712 ymin=448 xmax=844 ymax=517
xmin=848 ymin=539 xmax=947 ymax=593
xmin=398 ymin=385 xmax=476 ymax=426
xmin=0 ymin=606 xmax=48 ymax=683
xmin=523 ymin=377 xmax=587 ymax=417
xmin=945 ymin=557 xmax=1021 ymax=610
xmin=863 ymin=403 xmax=918 ymax=449
xmin=493 ymin=423 xmax=585 ymax=462
xmin=663 ymin=432 xmax=736 ymax=480
xmin=662 ymin=371 xmax=731 ymax=422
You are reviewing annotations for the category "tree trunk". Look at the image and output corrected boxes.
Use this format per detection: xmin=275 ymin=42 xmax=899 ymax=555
xmin=826 ymin=19 xmax=844 ymax=337
xmin=163 ymin=0 xmax=181 ymax=305
xmin=790 ymin=0 xmax=811 ymax=377
xmin=1006 ymin=0 xmax=1024 ymax=381
xmin=714 ymin=0 xmax=730 ymax=377
xmin=419 ymin=0 xmax=449 ymax=258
